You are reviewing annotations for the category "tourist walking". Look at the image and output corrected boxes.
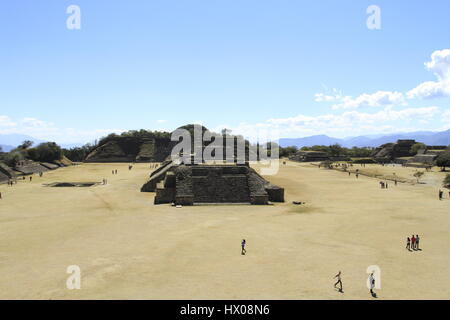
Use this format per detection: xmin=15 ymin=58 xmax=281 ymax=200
xmin=439 ymin=190 xmax=443 ymax=200
xmin=369 ymin=272 xmax=376 ymax=297
xmin=411 ymin=235 xmax=416 ymax=250
xmin=241 ymin=239 xmax=247 ymax=255
xmin=415 ymin=234 xmax=420 ymax=250
xmin=406 ymin=237 xmax=411 ymax=251
xmin=334 ymin=271 xmax=343 ymax=292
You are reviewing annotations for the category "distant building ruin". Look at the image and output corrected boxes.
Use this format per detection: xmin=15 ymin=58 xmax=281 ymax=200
xmin=405 ymin=145 xmax=448 ymax=168
xmin=371 ymin=139 xmax=416 ymax=161
xmin=289 ymin=151 xmax=330 ymax=162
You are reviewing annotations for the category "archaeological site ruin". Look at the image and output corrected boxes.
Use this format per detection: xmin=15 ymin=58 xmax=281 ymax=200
xmin=141 ymin=160 xmax=284 ymax=205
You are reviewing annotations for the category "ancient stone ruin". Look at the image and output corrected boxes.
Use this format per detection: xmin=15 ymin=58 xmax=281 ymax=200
xmin=141 ymin=161 xmax=284 ymax=205
xmin=85 ymin=137 xmax=176 ymax=163
xmin=0 ymin=162 xmax=16 ymax=183
xmin=371 ymin=139 xmax=416 ymax=161
xmin=289 ymin=151 xmax=330 ymax=162
xmin=370 ymin=140 xmax=447 ymax=166
xmin=83 ymin=124 xmax=263 ymax=163
xmin=0 ymin=157 xmax=72 ymax=184
xmin=405 ymin=145 xmax=448 ymax=168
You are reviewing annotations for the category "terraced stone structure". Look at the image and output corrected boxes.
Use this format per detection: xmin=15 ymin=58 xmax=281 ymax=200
xmin=0 ymin=163 xmax=16 ymax=183
xmin=289 ymin=151 xmax=330 ymax=162
xmin=142 ymin=161 xmax=284 ymax=205
xmin=85 ymin=137 xmax=176 ymax=163
xmin=371 ymin=139 xmax=417 ymax=161
xmin=405 ymin=145 xmax=448 ymax=167
xmin=14 ymin=160 xmax=50 ymax=175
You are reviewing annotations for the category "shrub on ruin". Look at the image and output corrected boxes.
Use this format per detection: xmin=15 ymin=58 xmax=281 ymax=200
xmin=410 ymin=143 xmax=426 ymax=155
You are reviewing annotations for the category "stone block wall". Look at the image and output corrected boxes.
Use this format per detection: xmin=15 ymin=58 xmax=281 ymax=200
xmin=192 ymin=175 xmax=250 ymax=203
xmin=144 ymin=162 xmax=284 ymax=205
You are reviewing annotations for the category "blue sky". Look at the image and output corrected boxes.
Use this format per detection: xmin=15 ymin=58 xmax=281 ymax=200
xmin=1 ymin=0 xmax=450 ymax=144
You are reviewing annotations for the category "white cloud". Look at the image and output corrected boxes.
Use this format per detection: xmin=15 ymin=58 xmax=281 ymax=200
xmin=425 ymin=49 xmax=450 ymax=80
xmin=213 ymin=106 xmax=440 ymax=141
xmin=332 ymin=91 xmax=406 ymax=109
xmin=407 ymin=49 xmax=450 ymax=99
xmin=314 ymin=88 xmax=345 ymax=102
xmin=0 ymin=115 xmax=16 ymax=127
xmin=156 ymin=119 xmax=167 ymax=123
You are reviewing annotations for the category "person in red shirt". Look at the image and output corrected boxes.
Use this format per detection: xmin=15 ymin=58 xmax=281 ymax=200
xmin=411 ymin=235 xmax=416 ymax=250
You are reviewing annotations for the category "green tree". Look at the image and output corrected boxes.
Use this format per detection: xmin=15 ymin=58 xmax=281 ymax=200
xmin=27 ymin=142 xmax=63 ymax=162
xmin=436 ymin=152 xmax=450 ymax=171
xmin=62 ymin=143 xmax=96 ymax=162
xmin=17 ymin=140 xmax=34 ymax=150
xmin=413 ymin=171 xmax=425 ymax=183
xmin=329 ymin=144 xmax=344 ymax=157
xmin=280 ymin=146 xmax=298 ymax=158
xmin=410 ymin=142 xmax=426 ymax=155
xmin=3 ymin=151 xmax=25 ymax=167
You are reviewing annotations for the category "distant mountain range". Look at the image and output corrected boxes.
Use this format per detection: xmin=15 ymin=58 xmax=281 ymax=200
xmin=279 ymin=129 xmax=450 ymax=148
xmin=0 ymin=134 xmax=43 ymax=152
xmin=1 ymin=129 xmax=450 ymax=152
xmin=0 ymin=144 xmax=15 ymax=152
xmin=0 ymin=134 xmax=82 ymax=151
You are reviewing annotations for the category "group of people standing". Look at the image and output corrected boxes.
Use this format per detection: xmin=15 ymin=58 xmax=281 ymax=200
xmin=406 ymin=235 xmax=421 ymax=251
xmin=379 ymin=181 xmax=389 ymax=188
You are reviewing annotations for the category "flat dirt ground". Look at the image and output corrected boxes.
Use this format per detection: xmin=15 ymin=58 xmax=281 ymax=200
xmin=0 ymin=161 xmax=449 ymax=300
